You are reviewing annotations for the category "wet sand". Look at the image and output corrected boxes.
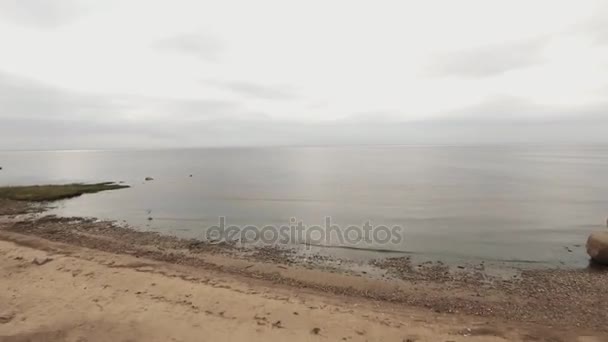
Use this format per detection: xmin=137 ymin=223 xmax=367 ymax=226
xmin=1 ymin=201 xmax=607 ymax=341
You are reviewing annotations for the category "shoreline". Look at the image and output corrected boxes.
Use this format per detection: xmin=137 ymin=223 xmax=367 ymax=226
xmin=1 ymin=199 xmax=608 ymax=340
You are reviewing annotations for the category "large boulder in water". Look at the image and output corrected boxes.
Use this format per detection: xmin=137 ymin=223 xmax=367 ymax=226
xmin=587 ymin=231 xmax=608 ymax=265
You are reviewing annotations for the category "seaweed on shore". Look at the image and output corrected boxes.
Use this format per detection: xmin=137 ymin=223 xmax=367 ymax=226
xmin=0 ymin=182 xmax=129 ymax=202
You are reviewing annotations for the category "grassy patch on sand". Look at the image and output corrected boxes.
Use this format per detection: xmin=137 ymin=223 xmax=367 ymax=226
xmin=0 ymin=182 xmax=129 ymax=202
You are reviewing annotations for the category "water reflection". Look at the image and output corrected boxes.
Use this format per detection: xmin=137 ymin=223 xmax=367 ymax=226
xmin=1 ymin=145 xmax=607 ymax=267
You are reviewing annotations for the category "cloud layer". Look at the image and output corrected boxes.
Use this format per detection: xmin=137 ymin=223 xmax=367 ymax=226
xmin=429 ymin=38 xmax=550 ymax=78
xmin=0 ymin=0 xmax=607 ymax=149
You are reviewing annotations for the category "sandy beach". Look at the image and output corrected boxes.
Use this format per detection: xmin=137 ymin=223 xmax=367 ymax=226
xmin=0 ymin=200 xmax=607 ymax=342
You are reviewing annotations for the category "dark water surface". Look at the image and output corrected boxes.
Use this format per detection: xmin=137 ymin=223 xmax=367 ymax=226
xmin=1 ymin=146 xmax=607 ymax=267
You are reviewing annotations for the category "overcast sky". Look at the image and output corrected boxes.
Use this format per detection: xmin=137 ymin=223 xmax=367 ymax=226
xmin=1 ymin=0 xmax=607 ymax=149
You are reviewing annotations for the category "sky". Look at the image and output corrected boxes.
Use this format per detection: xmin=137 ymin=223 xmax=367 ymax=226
xmin=0 ymin=0 xmax=607 ymax=149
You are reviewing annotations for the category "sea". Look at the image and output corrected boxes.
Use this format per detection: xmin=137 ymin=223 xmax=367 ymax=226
xmin=1 ymin=145 xmax=607 ymax=268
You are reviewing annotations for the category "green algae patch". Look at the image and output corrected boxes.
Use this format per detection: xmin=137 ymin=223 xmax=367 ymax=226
xmin=0 ymin=182 xmax=129 ymax=201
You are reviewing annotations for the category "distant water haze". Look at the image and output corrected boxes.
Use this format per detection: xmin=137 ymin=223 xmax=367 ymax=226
xmin=1 ymin=145 xmax=606 ymax=267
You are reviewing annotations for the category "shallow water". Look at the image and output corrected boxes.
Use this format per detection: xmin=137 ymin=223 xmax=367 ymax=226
xmin=1 ymin=145 xmax=607 ymax=267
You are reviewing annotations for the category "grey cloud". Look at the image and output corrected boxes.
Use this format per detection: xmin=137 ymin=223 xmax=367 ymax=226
xmin=155 ymin=33 xmax=223 ymax=62
xmin=0 ymin=116 xmax=285 ymax=150
xmin=208 ymin=81 xmax=297 ymax=100
xmin=162 ymin=99 xmax=238 ymax=117
xmin=2 ymin=111 xmax=608 ymax=151
xmin=429 ymin=38 xmax=549 ymax=78
xmin=0 ymin=0 xmax=89 ymax=28
xmin=0 ymin=70 xmax=259 ymax=149
xmin=0 ymin=71 xmax=128 ymax=120
xmin=2 ymin=70 xmax=607 ymax=150
xmin=0 ymin=118 xmax=184 ymax=150
xmin=345 ymin=110 xmax=398 ymax=123
xmin=439 ymin=95 xmax=608 ymax=124
xmin=439 ymin=96 xmax=546 ymax=122
xmin=306 ymin=100 xmax=330 ymax=110
xmin=0 ymin=71 xmax=248 ymax=122
xmin=582 ymin=4 xmax=608 ymax=45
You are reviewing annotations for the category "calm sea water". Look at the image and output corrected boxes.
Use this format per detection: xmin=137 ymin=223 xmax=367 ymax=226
xmin=1 ymin=146 xmax=607 ymax=267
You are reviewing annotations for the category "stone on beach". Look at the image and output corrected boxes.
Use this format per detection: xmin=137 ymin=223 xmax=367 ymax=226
xmin=586 ymin=231 xmax=608 ymax=265
xmin=145 ymin=177 xmax=154 ymax=181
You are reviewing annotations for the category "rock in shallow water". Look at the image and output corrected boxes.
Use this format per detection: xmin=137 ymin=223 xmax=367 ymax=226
xmin=586 ymin=231 xmax=608 ymax=265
